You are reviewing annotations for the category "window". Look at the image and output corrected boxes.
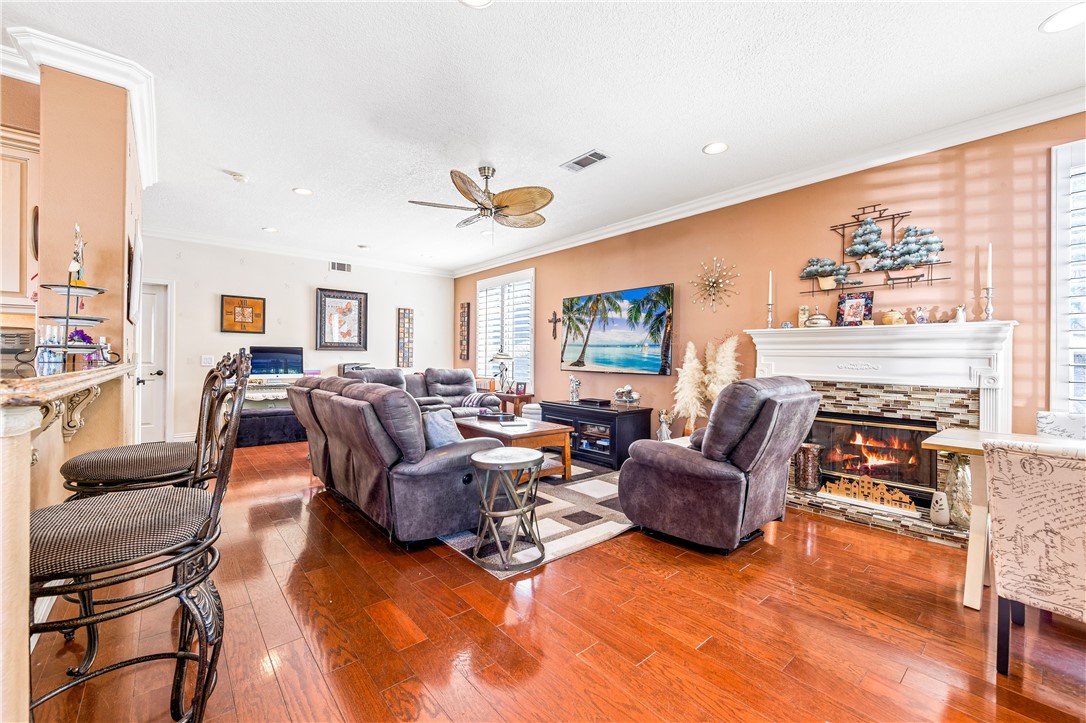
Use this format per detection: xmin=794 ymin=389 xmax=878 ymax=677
xmin=476 ymin=268 xmax=534 ymax=391
xmin=1051 ymin=139 xmax=1085 ymax=414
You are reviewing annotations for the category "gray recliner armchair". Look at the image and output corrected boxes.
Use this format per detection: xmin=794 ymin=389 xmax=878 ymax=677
xmin=619 ymin=376 xmax=820 ymax=551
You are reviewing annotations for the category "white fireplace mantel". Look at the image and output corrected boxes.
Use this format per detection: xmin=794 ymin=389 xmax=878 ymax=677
xmin=745 ymin=322 xmax=1017 ymax=432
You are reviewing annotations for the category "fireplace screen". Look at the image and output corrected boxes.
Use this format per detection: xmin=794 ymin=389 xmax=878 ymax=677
xmin=808 ymin=413 xmax=939 ymax=499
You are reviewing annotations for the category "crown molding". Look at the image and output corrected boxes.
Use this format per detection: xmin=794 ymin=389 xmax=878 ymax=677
xmin=142 ymin=226 xmax=454 ymax=279
xmin=6 ymin=27 xmax=158 ymax=189
xmin=0 ymin=44 xmax=38 ymax=83
xmin=451 ymin=88 xmax=1086 ymax=278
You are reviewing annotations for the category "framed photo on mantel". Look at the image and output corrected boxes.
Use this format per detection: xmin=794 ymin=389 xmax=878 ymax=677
xmin=316 ymin=287 xmax=368 ymax=350
xmin=221 ymin=294 xmax=265 ymax=334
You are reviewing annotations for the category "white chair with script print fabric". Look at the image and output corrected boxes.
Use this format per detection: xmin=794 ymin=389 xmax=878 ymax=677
xmin=1035 ymin=411 xmax=1086 ymax=440
xmin=982 ymin=439 xmax=1086 ymax=676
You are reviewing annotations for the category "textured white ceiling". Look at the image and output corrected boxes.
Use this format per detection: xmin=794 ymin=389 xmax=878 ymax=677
xmin=3 ymin=1 xmax=1084 ymax=276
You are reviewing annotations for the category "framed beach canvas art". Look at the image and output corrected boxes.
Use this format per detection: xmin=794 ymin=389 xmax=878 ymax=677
xmin=560 ymin=283 xmax=674 ymax=375
xmin=316 ymin=288 xmax=367 ymax=350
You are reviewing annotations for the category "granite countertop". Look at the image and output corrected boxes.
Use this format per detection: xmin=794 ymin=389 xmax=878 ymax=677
xmin=0 ymin=363 xmax=134 ymax=407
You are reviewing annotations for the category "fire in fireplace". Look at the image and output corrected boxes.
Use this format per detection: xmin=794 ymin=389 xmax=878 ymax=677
xmin=808 ymin=413 xmax=939 ymax=506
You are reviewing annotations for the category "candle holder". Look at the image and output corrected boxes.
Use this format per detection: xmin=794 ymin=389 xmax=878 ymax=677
xmin=766 ymin=303 xmax=774 ymax=329
xmin=982 ymin=287 xmax=994 ymax=321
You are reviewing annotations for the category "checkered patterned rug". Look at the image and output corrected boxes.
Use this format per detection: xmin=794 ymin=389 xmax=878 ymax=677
xmin=439 ymin=462 xmax=632 ymax=580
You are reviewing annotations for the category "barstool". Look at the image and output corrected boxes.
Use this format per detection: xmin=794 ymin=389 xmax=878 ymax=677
xmin=470 ymin=447 xmax=546 ymax=572
xmin=60 ymin=353 xmax=238 ymax=498
xmin=29 ymin=351 xmax=249 ymax=722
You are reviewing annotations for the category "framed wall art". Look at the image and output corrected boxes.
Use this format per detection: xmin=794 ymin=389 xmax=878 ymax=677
xmin=836 ymin=291 xmax=874 ymax=327
xmin=221 ymin=294 xmax=266 ymax=334
xmin=459 ymin=302 xmax=470 ymax=361
xmin=316 ymin=287 xmax=367 ymax=350
xmin=127 ymin=226 xmax=144 ymax=324
xmin=397 ymin=307 xmax=414 ymax=367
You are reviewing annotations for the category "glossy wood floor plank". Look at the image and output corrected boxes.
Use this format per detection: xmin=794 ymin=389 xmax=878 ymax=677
xmin=30 ymin=442 xmax=1086 ymax=722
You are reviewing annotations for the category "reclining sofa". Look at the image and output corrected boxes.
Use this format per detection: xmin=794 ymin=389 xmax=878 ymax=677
xmin=288 ymin=376 xmax=501 ymax=542
xmin=345 ymin=367 xmax=501 ymax=418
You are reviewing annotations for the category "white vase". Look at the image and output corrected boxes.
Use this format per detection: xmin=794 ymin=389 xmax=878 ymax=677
xmin=929 ymin=491 xmax=951 ymax=526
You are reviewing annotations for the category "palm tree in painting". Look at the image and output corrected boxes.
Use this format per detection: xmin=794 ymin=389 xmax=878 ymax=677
xmin=568 ymin=292 xmax=624 ymax=367
xmin=560 ymin=296 xmax=588 ymax=363
xmin=627 ymin=284 xmax=674 ymax=374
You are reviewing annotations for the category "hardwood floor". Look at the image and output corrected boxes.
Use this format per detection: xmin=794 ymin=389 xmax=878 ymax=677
xmin=31 ymin=442 xmax=1086 ymax=722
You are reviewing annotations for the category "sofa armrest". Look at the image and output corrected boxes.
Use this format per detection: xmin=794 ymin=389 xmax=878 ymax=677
xmin=627 ymin=439 xmax=744 ymax=482
xmin=395 ymin=437 xmax=501 ymax=477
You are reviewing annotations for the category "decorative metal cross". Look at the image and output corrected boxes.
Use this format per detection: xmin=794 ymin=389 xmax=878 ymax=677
xmin=547 ymin=311 xmax=561 ymax=339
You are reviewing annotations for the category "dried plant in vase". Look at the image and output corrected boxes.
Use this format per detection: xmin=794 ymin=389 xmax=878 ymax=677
xmin=703 ymin=336 xmax=740 ymax=403
xmin=672 ymin=341 xmax=706 ymax=435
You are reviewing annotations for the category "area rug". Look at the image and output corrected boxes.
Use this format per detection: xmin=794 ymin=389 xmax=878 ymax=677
xmin=439 ymin=461 xmax=632 ymax=580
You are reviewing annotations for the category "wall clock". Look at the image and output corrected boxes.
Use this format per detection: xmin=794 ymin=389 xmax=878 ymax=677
xmin=221 ymin=294 xmax=266 ymax=334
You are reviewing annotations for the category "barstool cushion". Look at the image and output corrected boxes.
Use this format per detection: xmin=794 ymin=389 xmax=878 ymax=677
xmin=30 ymin=487 xmax=212 ymax=578
xmin=60 ymin=441 xmax=197 ymax=483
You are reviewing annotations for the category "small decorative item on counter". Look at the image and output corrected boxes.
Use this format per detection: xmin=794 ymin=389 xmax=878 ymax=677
xmin=845 ymin=218 xmax=888 ymax=272
xmin=803 ymin=306 xmax=833 ymax=327
xmin=913 ymin=306 xmax=929 ymax=324
xmin=657 ymin=409 xmax=675 ymax=441
xmin=781 ymin=321 xmax=794 ymax=328
xmin=614 ymin=384 xmax=640 ymax=407
xmin=568 ymin=374 xmax=581 ymax=403
xmin=951 ymin=304 xmax=967 ymax=323
xmin=798 ymin=304 xmax=810 ymax=327
xmin=929 ymin=491 xmax=952 ymax=526
xmin=880 ymin=309 xmax=907 ymax=325
xmin=836 ymin=291 xmax=874 ymax=326
xmin=800 ymin=257 xmax=862 ymax=290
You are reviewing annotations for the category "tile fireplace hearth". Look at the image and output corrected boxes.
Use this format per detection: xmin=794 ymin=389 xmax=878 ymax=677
xmin=747 ymin=322 xmax=1016 ymax=544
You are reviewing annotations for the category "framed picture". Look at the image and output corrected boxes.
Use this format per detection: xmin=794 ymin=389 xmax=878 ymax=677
xmin=127 ymin=227 xmax=144 ymax=324
xmin=458 ymin=302 xmax=470 ymax=361
xmin=316 ymin=288 xmax=367 ymax=350
xmin=836 ymin=291 xmax=874 ymax=326
xmin=397 ymin=307 xmax=414 ymax=368
xmin=514 ymin=381 xmax=527 ymax=395
xmin=221 ymin=294 xmax=265 ymax=333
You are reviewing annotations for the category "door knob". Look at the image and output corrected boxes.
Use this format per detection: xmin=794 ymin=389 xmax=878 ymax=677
xmin=151 ymin=370 xmax=164 ymax=376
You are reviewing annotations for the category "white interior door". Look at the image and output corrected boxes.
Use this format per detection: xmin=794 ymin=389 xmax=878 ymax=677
xmin=138 ymin=283 xmax=170 ymax=442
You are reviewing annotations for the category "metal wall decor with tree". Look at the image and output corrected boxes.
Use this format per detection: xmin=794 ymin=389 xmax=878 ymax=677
xmin=690 ymin=256 xmax=740 ymax=312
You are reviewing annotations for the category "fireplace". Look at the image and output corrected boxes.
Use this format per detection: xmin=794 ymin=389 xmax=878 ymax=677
xmin=808 ymin=412 xmax=939 ymax=508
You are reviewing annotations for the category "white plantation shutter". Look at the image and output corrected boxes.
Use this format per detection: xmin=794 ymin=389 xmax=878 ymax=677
xmin=476 ymin=269 xmax=534 ymax=390
xmin=1051 ymin=140 xmax=1086 ymax=414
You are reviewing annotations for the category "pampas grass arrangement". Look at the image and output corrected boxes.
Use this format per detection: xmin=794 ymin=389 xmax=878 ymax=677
xmin=673 ymin=341 xmax=706 ymax=435
xmin=704 ymin=335 xmax=740 ymax=403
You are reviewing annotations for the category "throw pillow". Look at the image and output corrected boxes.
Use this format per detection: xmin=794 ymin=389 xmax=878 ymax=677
xmin=423 ymin=409 xmax=464 ymax=449
xmin=461 ymin=392 xmax=492 ymax=408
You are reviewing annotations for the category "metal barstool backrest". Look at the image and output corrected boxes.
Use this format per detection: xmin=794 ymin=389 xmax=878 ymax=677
xmin=199 ymin=349 xmax=251 ymax=535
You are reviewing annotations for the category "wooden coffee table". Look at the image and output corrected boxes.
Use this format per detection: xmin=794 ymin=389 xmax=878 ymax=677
xmin=456 ymin=416 xmax=574 ymax=480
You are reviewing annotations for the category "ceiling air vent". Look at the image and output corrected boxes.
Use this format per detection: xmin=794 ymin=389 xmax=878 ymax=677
xmin=561 ymin=149 xmax=609 ymax=173
xmin=329 ymin=261 xmax=352 ymax=272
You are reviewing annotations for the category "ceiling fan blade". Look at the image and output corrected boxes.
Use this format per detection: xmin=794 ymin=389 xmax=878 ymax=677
xmin=495 ymin=212 xmax=545 ymax=229
xmin=409 ymin=200 xmax=479 ymax=212
xmin=456 ymin=213 xmax=483 ymax=228
xmin=492 ymin=186 xmax=554 ymax=216
xmin=451 ymin=170 xmax=492 ymax=209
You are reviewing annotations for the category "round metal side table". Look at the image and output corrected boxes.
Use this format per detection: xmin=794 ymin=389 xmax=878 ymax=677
xmin=469 ymin=447 xmax=546 ymax=572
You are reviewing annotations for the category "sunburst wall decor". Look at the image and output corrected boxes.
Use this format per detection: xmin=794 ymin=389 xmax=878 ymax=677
xmin=690 ymin=256 xmax=740 ymax=312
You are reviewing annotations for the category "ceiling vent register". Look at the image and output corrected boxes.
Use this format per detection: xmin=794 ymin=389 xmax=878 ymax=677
xmin=329 ymin=261 xmax=352 ymax=272
xmin=561 ymin=149 xmax=609 ymax=173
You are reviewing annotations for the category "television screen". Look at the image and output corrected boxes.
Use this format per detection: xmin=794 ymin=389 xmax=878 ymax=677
xmin=560 ymin=283 xmax=674 ymax=375
xmin=249 ymin=346 xmax=303 ymax=375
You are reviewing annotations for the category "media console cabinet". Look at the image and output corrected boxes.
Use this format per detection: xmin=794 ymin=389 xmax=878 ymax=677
xmin=539 ymin=400 xmax=652 ymax=469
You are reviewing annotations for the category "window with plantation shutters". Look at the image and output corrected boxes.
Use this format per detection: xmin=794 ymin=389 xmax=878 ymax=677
xmin=476 ymin=269 xmax=534 ymax=391
xmin=1051 ymin=139 xmax=1085 ymax=414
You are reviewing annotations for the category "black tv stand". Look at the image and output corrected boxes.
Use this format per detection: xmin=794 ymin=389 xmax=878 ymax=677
xmin=539 ymin=400 xmax=652 ymax=469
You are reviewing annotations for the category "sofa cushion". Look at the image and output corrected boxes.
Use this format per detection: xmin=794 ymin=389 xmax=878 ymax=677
xmin=346 ymin=368 xmax=407 ymax=390
xmin=423 ymin=409 xmax=464 ymax=449
xmin=701 ymin=377 xmax=812 ymax=462
xmin=342 ymin=384 xmax=426 ymax=464
xmin=424 ymin=368 xmax=477 ymax=407
xmin=405 ymin=374 xmax=429 ymax=399
xmin=319 ymin=376 xmax=363 ymax=394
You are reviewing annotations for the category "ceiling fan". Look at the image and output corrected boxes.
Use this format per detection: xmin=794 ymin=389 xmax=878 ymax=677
xmin=409 ymin=166 xmax=553 ymax=229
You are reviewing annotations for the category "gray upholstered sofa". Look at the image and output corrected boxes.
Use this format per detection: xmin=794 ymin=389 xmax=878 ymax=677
xmin=289 ymin=377 xmax=501 ymax=542
xmin=344 ymin=367 xmax=501 ymax=418
xmin=619 ymin=376 xmax=820 ymax=551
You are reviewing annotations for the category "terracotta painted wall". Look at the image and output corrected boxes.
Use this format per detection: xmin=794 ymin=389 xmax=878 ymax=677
xmin=454 ymin=113 xmax=1086 ymax=436
xmin=0 ymin=76 xmax=40 ymax=133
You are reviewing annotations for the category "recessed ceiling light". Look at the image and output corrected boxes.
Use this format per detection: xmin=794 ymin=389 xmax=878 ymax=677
xmin=702 ymin=142 xmax=729 ymax=155
xmin=262 ymin=227 xmax=278 ymax=233
xmin=459 ymin=0 xmax=494 ymax=8
xmin=292 ymin=187 xmax=313 ymax=196
xmin=1040 ymin=2 xmax=1085 ymax=32
xmin=224 ymin=170 xmax=248 ymax=184
xmin=357 ymin=244 xmax=370 ymax=251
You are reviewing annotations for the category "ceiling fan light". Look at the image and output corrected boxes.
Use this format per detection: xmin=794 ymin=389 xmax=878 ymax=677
xmin=702 ymin=142 xmax=729 ymax=155
xmin=1039 ymin=2 xmax=1085 ymax=32
xmin=459 ymin=0 xmax=494 ymax=8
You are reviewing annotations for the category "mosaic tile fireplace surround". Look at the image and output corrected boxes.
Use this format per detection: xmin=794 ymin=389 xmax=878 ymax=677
xmin=746 ymin=322 xmax=1016 ymax=546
